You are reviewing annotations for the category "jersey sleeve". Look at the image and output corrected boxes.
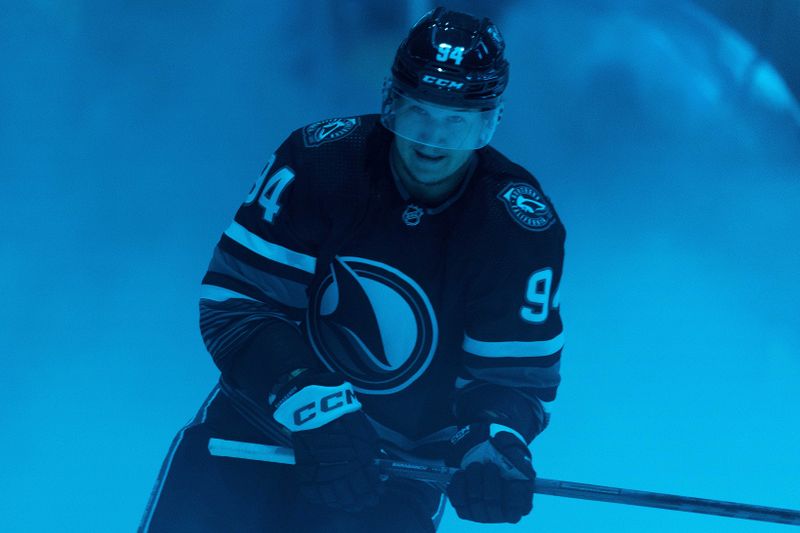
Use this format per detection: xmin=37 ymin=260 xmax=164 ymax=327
xmin=199 ymin=128 xmax=326 ymax=396
xmin=454 ymin=180 xmax=566 ymax=443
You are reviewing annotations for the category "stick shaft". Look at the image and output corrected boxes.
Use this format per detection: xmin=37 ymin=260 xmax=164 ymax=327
xmin=535 ymin=479 xmax=800 ymax=526
xmin=208 ymin=438 xmax=800 ymax=526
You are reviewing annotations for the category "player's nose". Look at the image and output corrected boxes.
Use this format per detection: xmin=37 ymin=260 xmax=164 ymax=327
xmin=417 ymin=124 xmax=449 ymax=147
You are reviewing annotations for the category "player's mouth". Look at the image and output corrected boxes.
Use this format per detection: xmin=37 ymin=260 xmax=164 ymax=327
xmin=413 ymin=148 xmax=446 ymax=163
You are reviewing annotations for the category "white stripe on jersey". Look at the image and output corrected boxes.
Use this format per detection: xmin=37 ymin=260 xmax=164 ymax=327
xmin=462 ymin=332 xmax=564 ymax=358
xmin=200 ymin=284 xmax=259 ymax=302
xmin=223 ymin=221 xmax=316 ymax=274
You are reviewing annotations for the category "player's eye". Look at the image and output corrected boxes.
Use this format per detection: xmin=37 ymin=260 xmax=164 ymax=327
xmin=410 ymin=105 xmax=430 ymax=117
xmin=446 ymin=115 xmax=466 ymax=124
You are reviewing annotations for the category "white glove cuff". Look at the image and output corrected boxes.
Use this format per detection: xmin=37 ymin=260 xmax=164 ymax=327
xmin=489 ymin=423 xmax=526 ymax=444
xmin=461 ymin=424 xmax=529 ymax=479
xmin=272 ymin=381 xmax=361 ymax=432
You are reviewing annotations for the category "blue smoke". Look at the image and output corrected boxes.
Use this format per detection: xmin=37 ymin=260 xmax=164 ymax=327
xmin=1 ymin=1 xmax=797 ymax=531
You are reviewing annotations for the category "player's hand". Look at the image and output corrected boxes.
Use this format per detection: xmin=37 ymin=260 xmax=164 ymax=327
xmin=270 ymin=370 xmax=383 ymax=512
xmin=445 ymin=423 xmax=535 ymax=523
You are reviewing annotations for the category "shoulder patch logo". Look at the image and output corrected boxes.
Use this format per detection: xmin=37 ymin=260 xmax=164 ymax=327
xmin=303 ymin=117 xmax=359 ymax=147
xmin=497 ymin=182 xmax=555 ymax=231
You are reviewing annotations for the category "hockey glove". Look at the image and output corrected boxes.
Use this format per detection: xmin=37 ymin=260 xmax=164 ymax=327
xmin=445 ymin=423 xmax=536 ymax=523
xmin=271 ymin=369 xmax=383 ymax=512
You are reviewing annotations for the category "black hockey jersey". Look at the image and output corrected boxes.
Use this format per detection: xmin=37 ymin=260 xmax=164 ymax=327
xmin=199 ymin=114 xmax=565 ymax=450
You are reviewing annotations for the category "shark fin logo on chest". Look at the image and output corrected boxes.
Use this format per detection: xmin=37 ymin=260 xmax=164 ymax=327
xmin=307 ymin=256 xmax=438 ymax=395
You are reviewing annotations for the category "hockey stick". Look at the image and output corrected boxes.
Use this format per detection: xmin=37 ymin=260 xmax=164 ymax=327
xmin=208 ymin=437 xmax=800 ymax=526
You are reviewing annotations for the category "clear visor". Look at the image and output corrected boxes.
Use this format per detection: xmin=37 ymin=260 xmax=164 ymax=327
xmin=381 ymin=86 xmax=502 ymax=150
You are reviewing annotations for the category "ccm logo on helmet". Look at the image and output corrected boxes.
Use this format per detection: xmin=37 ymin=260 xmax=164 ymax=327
xmin=422 ymin=75 xmax=464 ymax=90
xmin=293 ymin=388 xmax=357 ymax=427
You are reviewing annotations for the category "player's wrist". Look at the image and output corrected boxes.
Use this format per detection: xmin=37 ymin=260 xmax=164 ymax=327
xmin=269 ymin=368 xmax=362 ymax=432
xmin=453 ymin=384 xmax=547 ymax=442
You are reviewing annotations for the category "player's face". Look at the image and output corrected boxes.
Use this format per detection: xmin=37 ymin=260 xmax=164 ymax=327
xmin=393 ymin=134 xmax=474 ymax=185
xmin=392 ymin=99 xmax=487 ymax=149
xmin=381 ymin=84 xmax=502 ymax=151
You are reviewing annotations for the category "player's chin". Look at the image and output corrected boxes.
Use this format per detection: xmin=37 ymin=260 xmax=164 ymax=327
xmin=410 ymin=171 xmax=453 ymax=187
xmin=411 ymin=156 xmax=452 ymax=177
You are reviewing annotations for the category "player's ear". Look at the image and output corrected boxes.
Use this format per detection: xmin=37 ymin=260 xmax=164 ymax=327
xmin=496 ymin=103 xmax=504 ymax=126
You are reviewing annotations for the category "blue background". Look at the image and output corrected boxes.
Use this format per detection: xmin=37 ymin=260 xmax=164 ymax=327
xmin=2 ymin=1 xmax=798 ymax=531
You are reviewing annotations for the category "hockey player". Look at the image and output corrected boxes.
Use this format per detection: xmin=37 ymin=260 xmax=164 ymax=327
xmin=139 ymin=7 xmax=565 ymax=532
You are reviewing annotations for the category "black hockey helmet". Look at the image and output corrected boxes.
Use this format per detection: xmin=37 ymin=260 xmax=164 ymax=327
xmin=381 ymin=7 xmax=509 ymax=150
xmin=390 ymin=6 xmax=509 ymax=110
